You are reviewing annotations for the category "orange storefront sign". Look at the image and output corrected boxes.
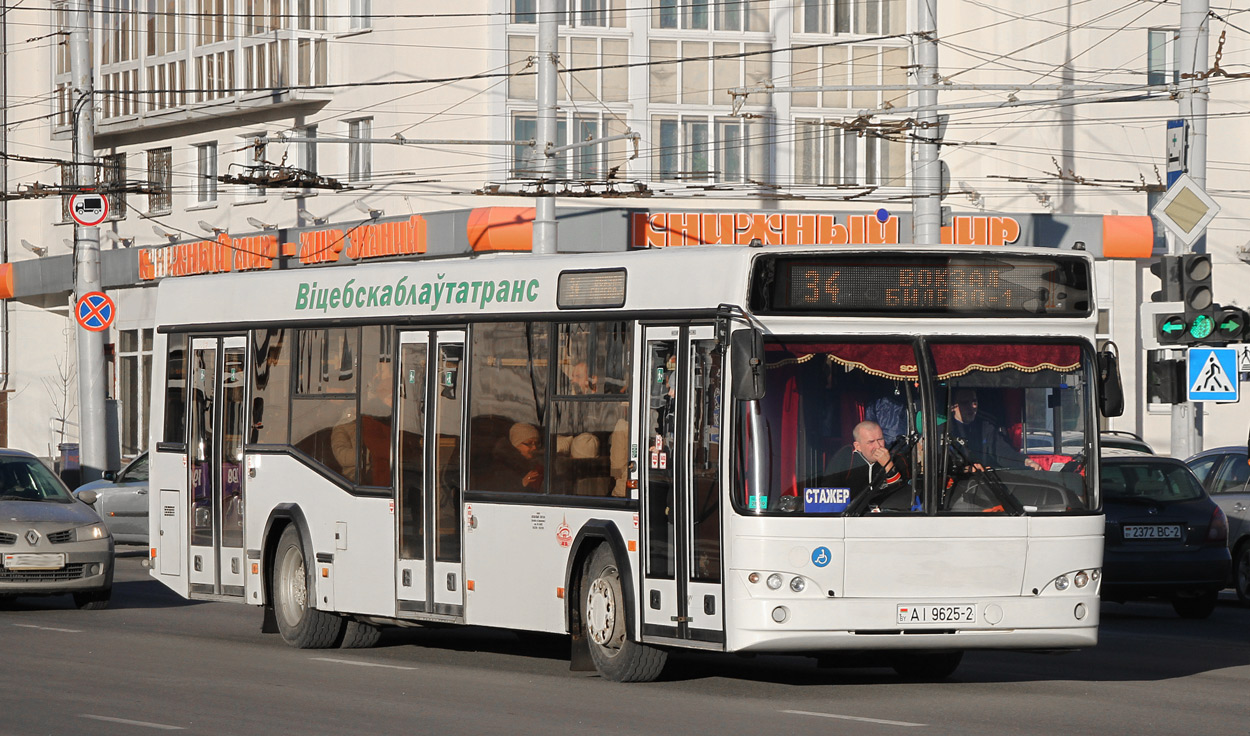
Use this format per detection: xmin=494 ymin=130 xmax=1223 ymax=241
xmin=631 ymin=211 xmax=1026 ymax=248
xmin=139 ymin=215 xmax=429 ymax=280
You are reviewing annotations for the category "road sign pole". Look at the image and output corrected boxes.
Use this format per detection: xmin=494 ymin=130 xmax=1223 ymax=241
xmin=70 ymin=0 xmax=108 ymax=483
xmin=1169 ymin=0 xmax=1210 ymax=458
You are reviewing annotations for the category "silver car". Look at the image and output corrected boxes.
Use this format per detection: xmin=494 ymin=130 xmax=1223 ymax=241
xmin=74 ymin=452 xmax=148 ymax=545
xmin=0 ymin=449 xmax=113 ymax=609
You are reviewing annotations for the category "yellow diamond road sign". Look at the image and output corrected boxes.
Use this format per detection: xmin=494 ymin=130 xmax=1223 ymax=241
xmin=1151 ymin=173 xmax=1220 ymax=246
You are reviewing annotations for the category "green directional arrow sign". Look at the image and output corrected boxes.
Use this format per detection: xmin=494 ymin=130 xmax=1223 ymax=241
xmin=1214 ymin=306 xmax=1249 ymax=341
xmin=1158 ymin=315 xmax=1187 ymax=343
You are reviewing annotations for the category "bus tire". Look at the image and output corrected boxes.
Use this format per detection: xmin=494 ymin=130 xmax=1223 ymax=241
xmin=340 ymin=620 xmax=382 ymax=649
xmin=273 ymin=525 xmax=343 ymax=649
xmin=582 ymin=545 xmax=666 ymax=682
xmin=891 ymin=650 xmax=963 ymax=681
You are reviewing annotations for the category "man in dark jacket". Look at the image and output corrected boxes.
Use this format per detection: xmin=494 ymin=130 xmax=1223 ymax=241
xmin=949 ymin=388 xmax=1040 ymax=470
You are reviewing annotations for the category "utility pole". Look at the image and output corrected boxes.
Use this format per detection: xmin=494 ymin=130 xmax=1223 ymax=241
xmin=912 ymin=0 xmax=941 ymax=245
xmin=1170 ymin=0 xmax=1210 ymax=459
xmin=532 ymin=0 xmax=558 ymax=255
xmin=70 ymin=0 xmax=107 ymax=482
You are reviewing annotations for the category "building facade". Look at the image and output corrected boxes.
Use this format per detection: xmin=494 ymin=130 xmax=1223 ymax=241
xmin=1 ymin=0 xmax=1247 ymax=465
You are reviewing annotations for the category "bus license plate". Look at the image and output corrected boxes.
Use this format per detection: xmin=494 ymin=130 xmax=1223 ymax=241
xmin=897 ymin=604 xmax=977 ymax=625
xmin=3 ymin=553 xmax=65 ymax=570
xmin=1122 ymin=525 xmax=1182 ymax=540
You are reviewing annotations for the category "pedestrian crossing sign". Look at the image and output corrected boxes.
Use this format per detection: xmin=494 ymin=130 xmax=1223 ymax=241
xmin=1187 ymin=347 xmax=1239 ymax=403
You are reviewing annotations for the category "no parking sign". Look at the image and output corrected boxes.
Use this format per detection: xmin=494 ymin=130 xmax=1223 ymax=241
xmin=75 ymin=291 xmax=115 ymax=332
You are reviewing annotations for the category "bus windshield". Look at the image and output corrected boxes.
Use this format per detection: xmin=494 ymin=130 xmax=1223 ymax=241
xmin=733 ymin=339 xmax=1095 ymax=516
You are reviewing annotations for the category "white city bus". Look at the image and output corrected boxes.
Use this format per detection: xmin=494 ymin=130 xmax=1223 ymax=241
xmin=147 ymin=244 xmax=1121 ymax=682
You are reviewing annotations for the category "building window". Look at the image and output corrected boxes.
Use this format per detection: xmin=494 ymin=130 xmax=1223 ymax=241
xmin=146 ymin=0 xmax=179 ymax=57
xmin=147 ymin=148 xmax=172 ymax=213
xmin=716 ymin=0 xmax=769 ymax=31
xmin=60 ymin=164 xmax=75 ymax=224
xmin=655 ymin=0 xmax=755 ymax=30
xmin=791 ymin=118 xmax=905 ymax=187
xmin=118 ymin=328 xmax=153 ymax=459
xmin=654 ymin=115 xmax=768 ymax=184
xmin=298 ymin=125 xmax=318 ymax=176
xmin=196 ymin=142 xmax=218 ymax=203
xmin=510 ymin=113 xmax=571 ymax=179
xmin=239 ymin=133 xmax=267 ymax=199
xmin=348 ymin=119 xmax=373 ymax=182
xmin=103 ymin=153 xmax=127 ymax=221
xmin=794 ymin=0 xmax=906 ymax=35
xmin=350 ymin=0 xmax=372 ymax=30
xmin=297 ymin=0 xmax=327 ymax=30
xmin=1148 ymin=28 xmax=1179 ymax=86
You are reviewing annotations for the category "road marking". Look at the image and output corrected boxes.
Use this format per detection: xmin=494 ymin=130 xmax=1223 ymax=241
xmin=81 ymin=715 xmax=184 ymax=730
xmin=782 ymin=710 xmax=926 ymax=727
xmin=14 ymin=623 xmax=82 ymax=633
xmin=312 ymin=657 xmax=418 ymax=671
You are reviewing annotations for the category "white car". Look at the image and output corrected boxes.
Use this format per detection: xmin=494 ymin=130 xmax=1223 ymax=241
xmin=1 ymin=449 xmax=113 ymax=609
xmin=74 ymin=452 xmax=148 ymax=545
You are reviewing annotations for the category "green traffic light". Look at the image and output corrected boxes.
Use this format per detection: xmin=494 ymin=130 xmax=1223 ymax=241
xmin=1189 ymin=313 xmax=1214 ymax=339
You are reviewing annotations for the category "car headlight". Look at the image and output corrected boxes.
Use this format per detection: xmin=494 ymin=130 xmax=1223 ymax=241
xmin=76 ymin=523 xmax=109 ymax=541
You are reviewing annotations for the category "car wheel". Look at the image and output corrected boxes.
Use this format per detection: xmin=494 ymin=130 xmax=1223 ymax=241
xmin=73 ymin=588 xmax=111 ymax=610
xmin=582 ymin=545 xmax=667 ymax=682
xmin=891 ymin=651 xmax=964 ymax=681
xmin=1234 ymin=543 xmax=1250 ymax=605
xmin=1172 ymin=590 xmax=1218 ymax=619
xmin=272 ymin=526 xmax=343 ymax=648
xmin=339 ymin=619 xmax=382 ymax=649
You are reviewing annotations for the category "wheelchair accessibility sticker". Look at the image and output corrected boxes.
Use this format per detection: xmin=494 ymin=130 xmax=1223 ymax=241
xmin=811 ymin=546 xmax=832 ymax=568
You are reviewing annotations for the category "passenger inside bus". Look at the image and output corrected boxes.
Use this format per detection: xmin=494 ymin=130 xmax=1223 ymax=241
xmin=483 ymin=422 xmax=545 ymax=493
xmin=818 ymin=420 xmax=911 ymax=509
xmin=331 ymin=361 xmax=394 ymax=486
xmin=947 ymin=388 xmax=1041 ymax=471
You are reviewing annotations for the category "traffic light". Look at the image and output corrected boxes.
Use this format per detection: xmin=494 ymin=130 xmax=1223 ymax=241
xmin=1150 ymin=255 xmax=1182 ymax=302
xmin=1212 ymin=305 xmax=1248 ymax=344
xmin=1180 ymin=253 xmax=1214 ymax=337
xmin=1146 ymin=351 xmax=1185 ymax=404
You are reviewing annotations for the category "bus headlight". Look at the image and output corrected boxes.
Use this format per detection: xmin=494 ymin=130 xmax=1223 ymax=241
xmin=1074 ymin=571 xmax=1089 ymax=588
xmin=766 ymin=573 xmax=784 ymax=590
xmin=1054 ymin=575 xmax=1070 ymax=591
xmin=789 ymin=576 xmax=806 ymax=593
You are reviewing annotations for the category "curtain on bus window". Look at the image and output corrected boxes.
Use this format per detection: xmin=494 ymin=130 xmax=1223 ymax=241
xmin=931 ymin=344 xmax=1080 ymax=380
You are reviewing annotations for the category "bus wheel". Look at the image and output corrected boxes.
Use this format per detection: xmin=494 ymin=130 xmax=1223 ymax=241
xmin=340 ymin=620 xmax=382 ymax=649
xmin=891 ymin=651 xmax=963 ymax=681
xmin=582 ymin=546 xmax=667 ymax=682
xmin=273 ymin=526 xmax=343 ymax=648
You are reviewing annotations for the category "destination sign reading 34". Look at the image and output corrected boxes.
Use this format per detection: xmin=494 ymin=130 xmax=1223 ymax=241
xmin=756 ymin=254 xmax=1092 ymax=317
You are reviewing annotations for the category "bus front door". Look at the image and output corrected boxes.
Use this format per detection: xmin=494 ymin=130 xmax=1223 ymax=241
xmin=187 ymin=335 xmax=248 ymax=598
xmin=639 ymin=326 xmax=725 ymax=646
xmin=395 ymin=330 xmax=466 ymax=619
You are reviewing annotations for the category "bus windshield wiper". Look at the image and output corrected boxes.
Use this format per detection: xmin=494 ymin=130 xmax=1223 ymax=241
xmin=946 ymin=438 xmax=1025 ymax=515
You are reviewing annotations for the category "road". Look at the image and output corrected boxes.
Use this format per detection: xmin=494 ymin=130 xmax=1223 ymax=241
xmin=2 ymin=551 xmax=1248 ymax=736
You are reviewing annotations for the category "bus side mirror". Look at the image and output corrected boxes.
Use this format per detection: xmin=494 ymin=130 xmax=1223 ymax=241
xmin=731 ymin=329 xmax=766 ymax=401
xmin=1098 ymin=344 xmax=1124 ymax=418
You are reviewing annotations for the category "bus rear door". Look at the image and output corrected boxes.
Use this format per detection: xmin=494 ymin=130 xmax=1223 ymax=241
xmin=187 ymin=335 xmax=248 ymax=598
xmin=639 ymin=325 xmax=725 ymax=646
xmin=395 ymin=330 xmax=466 ymax=619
